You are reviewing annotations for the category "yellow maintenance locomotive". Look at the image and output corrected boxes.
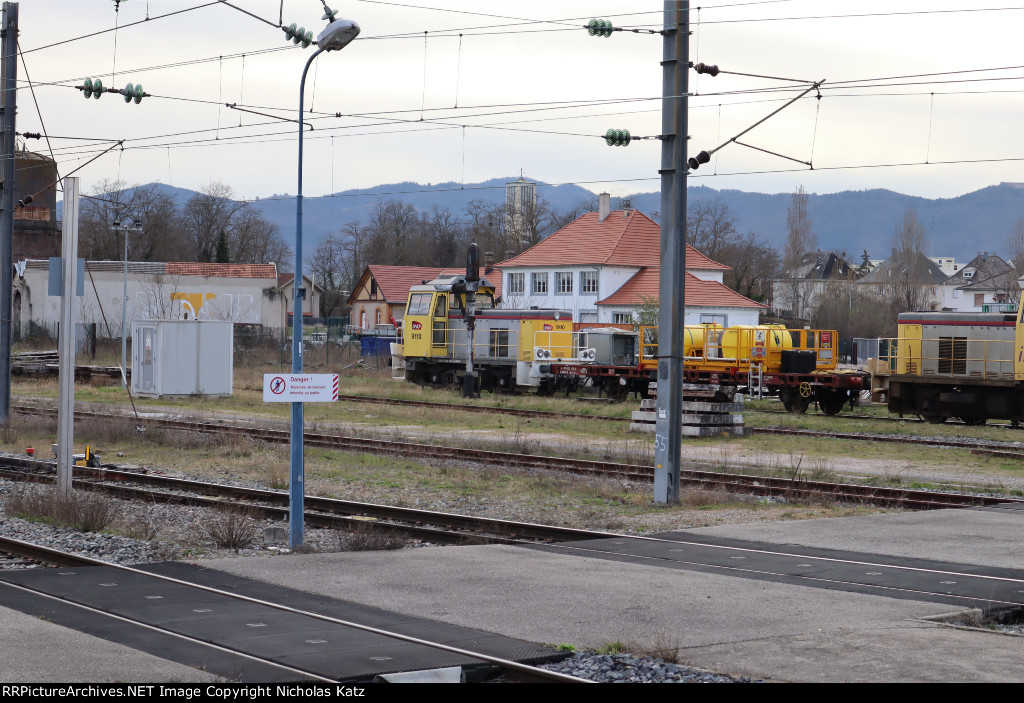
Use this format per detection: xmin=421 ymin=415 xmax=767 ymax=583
xmin=879 ymin=310 xmax=1024 ymax=424
xmin=400 ymin=274 xmax=584 ymax=393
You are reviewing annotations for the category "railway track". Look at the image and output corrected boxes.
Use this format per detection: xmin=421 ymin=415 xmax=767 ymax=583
xmin=324 ymin=396 xmax=1024 ymax=447
xmin=1 ymin=419 xmax=1019 ymax=514
xmin=240 ymin=393 xmax=1024 ymax=434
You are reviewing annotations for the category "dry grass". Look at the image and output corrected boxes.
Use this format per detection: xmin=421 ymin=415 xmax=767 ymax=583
xmin=261 ymin=463 xmax=289 ymax=490
xmin=630 ymin=634 xmax=683 ymax=664
xmin=337 ymin=522 xmax=410 ymax=551
xmin=4 ymin=484 xmax=118 ymax=532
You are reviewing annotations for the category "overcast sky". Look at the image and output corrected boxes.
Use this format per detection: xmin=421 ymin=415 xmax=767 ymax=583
xmin=17 ymin=1 xmax=1024 ymax=203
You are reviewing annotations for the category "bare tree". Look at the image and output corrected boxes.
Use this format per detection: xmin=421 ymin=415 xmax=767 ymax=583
xmin=419 ymin=206 xmax=466 ymax=267
xmin=306 ymin=232 xmax=350 ymax=318
xmin=812 ymin=279 xmax=895 ymax=338
xmin=360 ymin=200 xmax=420 ymax=266
xmin=783 ymin=185 xmax=816 ymax=270
xmin=780 ymin=185 xmax=817 ymax=318
xmin=181 ymin=182 xmax=248 ymax=262
xmin=885 ymin=206 xmax=931 ymax=313
xmin=550 ymin=196 xmax=600 ymax=231
xmin=1003 ymin=218 xmax=1024 ymax=305
xmin=686 ymin=200 xmax=739 ymax=262
xmin=230 ymin=208 xmax=292 ymax=267
xmin=1007 ymin=217 xmax=1024 ymax=268
xmin=80 ymin=181 xmax=183 ymax=262
xmin=721 ymin=231 xmax=780 ymax=302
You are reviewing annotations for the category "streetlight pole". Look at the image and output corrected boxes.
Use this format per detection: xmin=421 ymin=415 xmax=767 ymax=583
xmin=115 ymin=216 xmax=142 ymax=389
xmin=290 ymin=14 xmax=360 ymax=550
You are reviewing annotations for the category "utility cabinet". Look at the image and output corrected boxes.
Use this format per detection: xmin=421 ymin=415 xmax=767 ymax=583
xmin=132 ymin=320 xmax=233 ymax=397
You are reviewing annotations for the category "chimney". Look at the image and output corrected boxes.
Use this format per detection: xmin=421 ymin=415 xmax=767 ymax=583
xmin=598 ymin=192 xmax=611 ymax=222
xmin=484 ymin=251 xmax=494 ymax=274
xmin=505 ymin=249 xmax=516 ymax=261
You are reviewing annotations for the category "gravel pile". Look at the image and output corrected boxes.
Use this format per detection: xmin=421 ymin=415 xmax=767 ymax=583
xmin=540 ymin=651 xmax=762 ymax=683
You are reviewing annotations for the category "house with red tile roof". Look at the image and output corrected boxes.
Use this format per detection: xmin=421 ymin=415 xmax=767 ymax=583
xmin=347 ymin=261 xmax=502 ymax=331
xmin=15 ymin=260 xmax=317 ymax=336
xmin=496 ymin=198 xmax=765 ymax=326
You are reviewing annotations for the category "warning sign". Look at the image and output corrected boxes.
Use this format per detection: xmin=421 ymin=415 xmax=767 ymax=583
xmin=263 ymin=374 xmax=339 ymax=403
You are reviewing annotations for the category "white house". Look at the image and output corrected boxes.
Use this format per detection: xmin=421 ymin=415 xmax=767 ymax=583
xmin=496 ymin=196 xmax=765 ymax=327
xmin=937 ymin=252 xmax=1018 ymax=313
xmin=15 ymin=260 xmax=319 ymax=338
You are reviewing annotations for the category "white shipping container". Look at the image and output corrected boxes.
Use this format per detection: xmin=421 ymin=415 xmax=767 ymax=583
xmin=132 ymin=320 xmax=234 ymax=397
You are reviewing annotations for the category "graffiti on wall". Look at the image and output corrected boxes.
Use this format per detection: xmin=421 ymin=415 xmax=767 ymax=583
xmin=134 ymin=291 xmax=258 ymax=323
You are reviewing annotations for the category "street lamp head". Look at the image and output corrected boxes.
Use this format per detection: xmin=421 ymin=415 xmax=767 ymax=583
xmin=317 ymin=18 xmax=360 ymax=51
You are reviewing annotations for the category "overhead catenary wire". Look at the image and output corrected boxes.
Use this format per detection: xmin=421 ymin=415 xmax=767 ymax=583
xmin=18 ymin=0 xmax=1024 ymax=205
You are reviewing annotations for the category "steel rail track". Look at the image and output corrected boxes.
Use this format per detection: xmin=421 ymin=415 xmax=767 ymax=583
xmin=328 ymin=394 xmax=1024 ymax=434
xmin=11 ymin=403 xmax=1024 ymax=509
xmin=283 ymin=393 xmax=1022 ymax=430
xmin=16 ymin=400 xmax=1020 ymax=464
xmin=0 ymin=535 xmax=584 ymax=683
xmin=2 ymin=431 xmax=1019 ymax=526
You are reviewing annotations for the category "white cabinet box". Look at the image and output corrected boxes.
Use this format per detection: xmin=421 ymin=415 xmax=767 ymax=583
xmin=132 ymin=320 xmax=233 ymax=397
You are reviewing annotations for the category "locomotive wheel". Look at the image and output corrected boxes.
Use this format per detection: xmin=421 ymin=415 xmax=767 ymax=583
xmin=605 ymin=379 xmax=629 ymax=401
xmin=780 ymin=388 xmax=809 ymax=414
xmin=816 ymin=390 xmax=847 ymax=416
xmin=919 ymin=413 xmax=947 ymax=424
xmin=958 ymin=416 xmax=987 ymax=426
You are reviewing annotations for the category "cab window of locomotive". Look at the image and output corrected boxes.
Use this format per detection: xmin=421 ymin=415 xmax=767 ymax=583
xmin=477 ymin=294 xmax=494 ymax=309
xmin=407 ymin=293 xmax=431 ymax=316
xmin=434 ymin=295 xmax=448 ymax=317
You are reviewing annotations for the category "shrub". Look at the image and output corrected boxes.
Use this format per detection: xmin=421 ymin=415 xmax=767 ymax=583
xmin=202 ymin=506 xmax=260 ymax=550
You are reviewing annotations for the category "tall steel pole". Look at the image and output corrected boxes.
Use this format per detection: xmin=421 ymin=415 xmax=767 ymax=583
xmin=0 ymin=2 xmax=17 ymax=424
xmin=654 ymin=1 xmax=688 ymax=504
xmin=290 ymin=45 xmax=326 ymax=550
xmin=122 ymin=227 xmax=128 ymax=388
xmin=56 ymin=177 xmax=79 ymax=497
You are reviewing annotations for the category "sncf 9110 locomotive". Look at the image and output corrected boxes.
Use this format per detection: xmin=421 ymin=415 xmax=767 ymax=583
xmin=400 ymin=274 xmax=587 ymax=392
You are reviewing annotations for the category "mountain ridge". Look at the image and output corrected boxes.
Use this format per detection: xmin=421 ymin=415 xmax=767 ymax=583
xmin=61 ymin=179 xmax=1024 ymax=263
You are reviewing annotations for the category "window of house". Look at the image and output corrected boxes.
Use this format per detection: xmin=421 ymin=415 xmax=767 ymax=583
xmin=952 ymin=288 xmax=960 ymax=299
xmin=700 ymin=314 xmax=727 ymax=327
xmin=974 ymin=293 xmax=985 ymax=306
xmin=507 ymin=272 xmax=524 ymax=295
xmin=370 ymin=278 xmax=378 ymax=298
xmin=555 ymin=271 xmax=573 ymax=294
xmin=532 ymin=272 xmax=548 ymax=295
xmin=612 ymin=312 xmax=633 ymax=324
xmin=581 ymin=271 xmax=598 ymax=294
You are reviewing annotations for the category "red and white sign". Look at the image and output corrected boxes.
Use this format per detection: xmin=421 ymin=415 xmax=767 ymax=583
xmin=263 ymin=374 xmax=339 ymax=403
xmin=543 ymin=324 xmax=553 ymax=331
xmin=411 ymin=321 xmax=422 ymax=330
xmin=820 ymin=331 xmax=832 ymax=346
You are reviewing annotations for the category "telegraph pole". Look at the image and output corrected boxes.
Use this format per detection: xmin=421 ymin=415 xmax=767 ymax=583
xmin=0 ymin=2 xmax=17 ymax=424
xmin=654 ymin=1 xmax=688 ymax=504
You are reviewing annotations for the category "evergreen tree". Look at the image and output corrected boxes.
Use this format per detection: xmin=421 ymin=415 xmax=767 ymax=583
xmin=215 ymin=229 xmax=230 ymax=263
